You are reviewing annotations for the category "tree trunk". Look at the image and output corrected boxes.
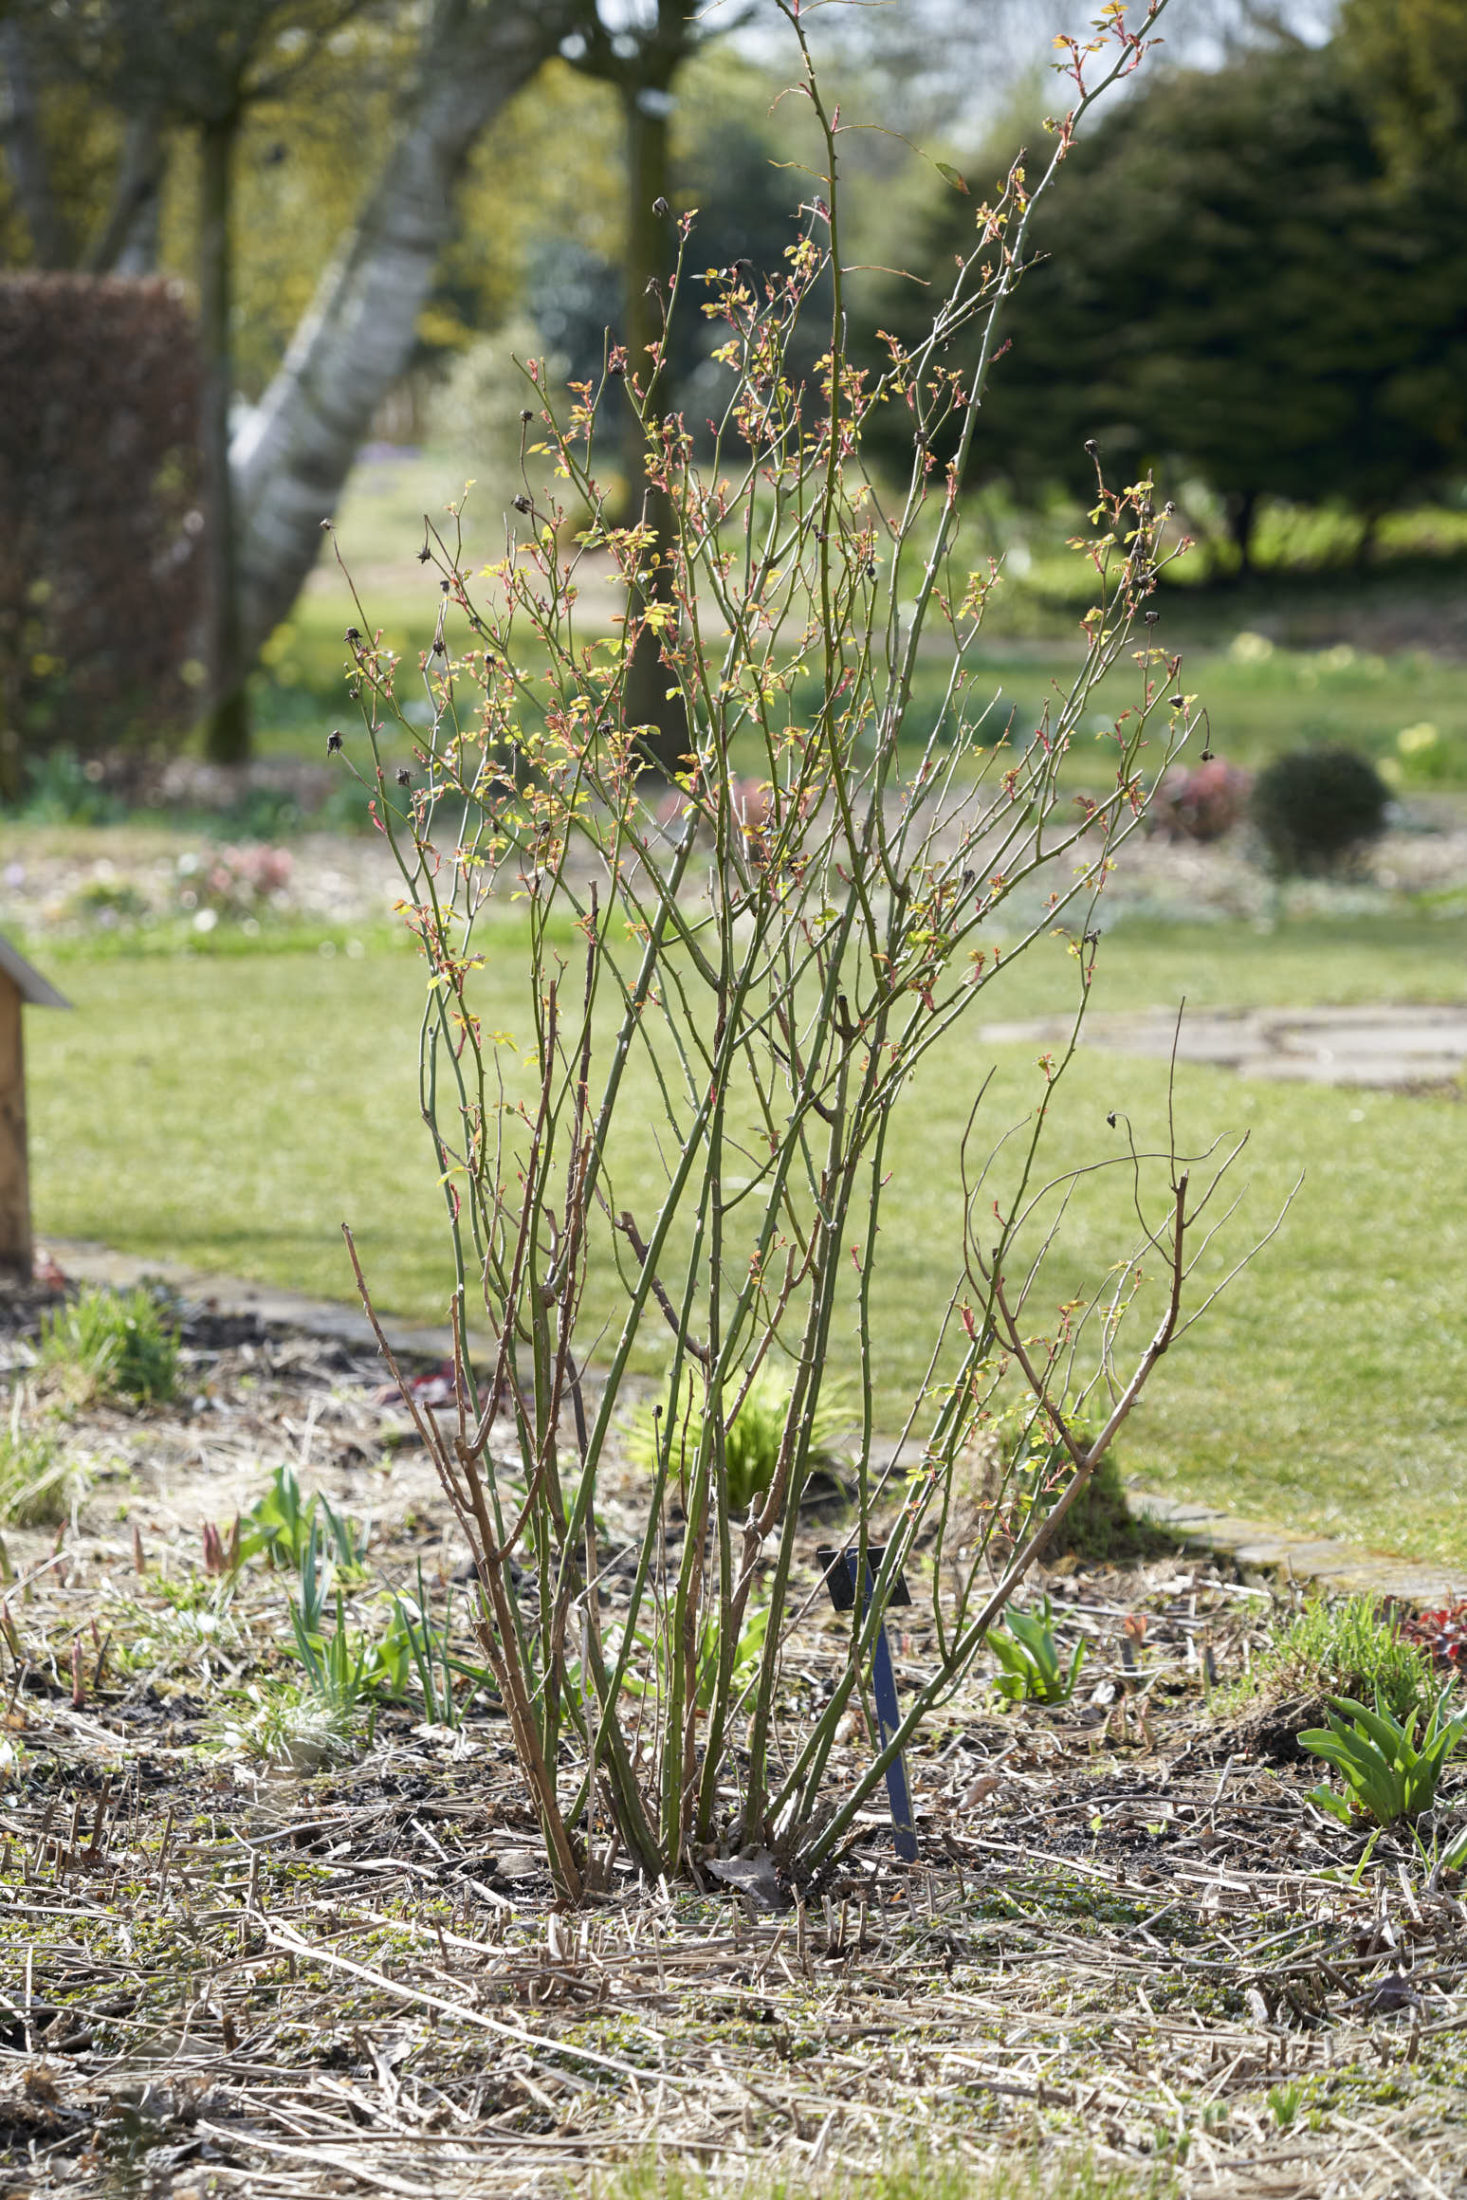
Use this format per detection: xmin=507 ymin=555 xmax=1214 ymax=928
xmin=617 ymin=78 xmax=690 ymax=778
xmin=86 ymin=108 xmax=164 ymax=276
xmin=0 ymin=20 xmax=74 ymax=267
xmin=233 ymin=0 xmax=575 ymax=664
xmin=199 ymin=110 xmax=250 ymax=765
xmin=1224 ymin=487 xmax=1259 ymax=579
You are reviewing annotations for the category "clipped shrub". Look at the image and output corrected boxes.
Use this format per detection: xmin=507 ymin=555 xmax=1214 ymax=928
xmin=0 ymin=274 xmax=201 ymax=791
xmin=1249 ymin=745 xmax=1389 ymax=875
xmin=982 ymin=1412 xmax=1153 ymax=1563
xmin=627 ymin=1365 xmax=850 ymax=1514
xmin=336 ymin=12 xmax=1250 ymax=1896
xmin=1151 ymin=758 xmax=1254 ymax=843
xmin=40 ymin=1284 xmax=180 ymax=1406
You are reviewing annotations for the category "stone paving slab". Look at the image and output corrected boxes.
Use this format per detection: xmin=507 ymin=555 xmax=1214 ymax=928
xmin=1132 ymin=1491 xmax=1466 ymax=1607
xmin=980 ymin=1002 xmax=1467 ymax=1090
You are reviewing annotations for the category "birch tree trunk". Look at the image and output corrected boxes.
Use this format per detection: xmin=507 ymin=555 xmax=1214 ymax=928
xmin=233 ymin=0 xmax=575 ymax=661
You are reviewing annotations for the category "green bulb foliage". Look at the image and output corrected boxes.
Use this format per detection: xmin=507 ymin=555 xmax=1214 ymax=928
xmin=1302 ymin=1686 xmax=1467 ymax=1826
xmin=987 ymin=1596 xmax=1087 ymax=1707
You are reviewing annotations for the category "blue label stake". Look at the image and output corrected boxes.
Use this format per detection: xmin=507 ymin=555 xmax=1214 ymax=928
xmin=817 ymin=1544 xmax=918 ymax=1862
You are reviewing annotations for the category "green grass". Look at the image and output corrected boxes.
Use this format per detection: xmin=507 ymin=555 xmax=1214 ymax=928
xmin=1238 ymin=1594 xmax=1433 ymax=1721
xmin=605 ymin=2156 xmax=1168 ymax=2200
xmin=39 ymin=1283 xmax=180 ymax=1405
xmin=24 ymin=904 xmax=1467 ymax=1564
xmin=0 ymin=1423 xmax=72 ymax=1528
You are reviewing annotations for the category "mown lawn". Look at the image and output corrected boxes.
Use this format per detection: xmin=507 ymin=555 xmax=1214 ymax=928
xmin=29 ymin=905 xmax=1467 ymax=1563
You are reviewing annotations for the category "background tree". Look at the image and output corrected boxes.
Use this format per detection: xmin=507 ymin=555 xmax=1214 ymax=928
xmin=0 ymin=17 xmax=162 ymax=271
xmin=0 ymin=0 xmax=577 ymax=771
xmin=1337 ymin=0 xmax=1467 ymax=191
xmin=233 ymin=0 xmax=577 ymax=684
xmin=22 ymin=1 xmax=386 ymax=767
xmin=868 ymin=38 xmax=1467 ymax=573
xmin=566 ymin=0 xmax=710 ymax=775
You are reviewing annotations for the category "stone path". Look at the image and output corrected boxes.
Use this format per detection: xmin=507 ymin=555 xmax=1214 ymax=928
xmin=981 ymin=1002 xmax=1467 ymax=1089
xmin=1132 ymin=1491 xmax=1465 ymax=1607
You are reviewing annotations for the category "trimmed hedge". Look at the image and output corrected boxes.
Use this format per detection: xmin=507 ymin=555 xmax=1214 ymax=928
xmin=0 ymin=274 xmax=201 ymax=786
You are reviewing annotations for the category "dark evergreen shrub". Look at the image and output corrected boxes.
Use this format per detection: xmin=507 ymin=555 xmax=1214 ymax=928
xmin=1250 ymin=745 xmax=1389 ymax=875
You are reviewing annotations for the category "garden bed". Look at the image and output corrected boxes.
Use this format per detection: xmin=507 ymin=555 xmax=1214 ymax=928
xmin=1 ymin=1293 xmax=1466 ymax=2197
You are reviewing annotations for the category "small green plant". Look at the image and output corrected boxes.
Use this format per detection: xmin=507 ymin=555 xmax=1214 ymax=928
xmin=112 ymin=1579 xmax=240 ymax=1681
xmin=1248 ymin=1593 xmax=1429 ymax=1720
xmin=290 ymin=1584 xmax=377 ymax=1716
xmin=1268 ymin=2083 xmax=1302 ymax=2131
xmin=0 ymin=1411 xmax=72 ymax=1527
xmin=1301 ymin=1686 xmax=1467 ymax=1827
xmin=627 ymin=1365 xmax=850 ymax=1513
xmin=240 ymin=1462 xmax=313 ymax=1567
xmin=217 ymin=1681 xmax=356 ymax=1771
xmin=987 ymin=1597 xmax=1087 ymax=1706
xmin=237 ymin=1464 xmax=369 ymax=1575
xmin=39 ymin=1285 xmax=179 ymax=1406
xmin=1250 ymin=745 xmax=1389 ymax=877
xmin=383 ymin=1562 xmax=496 ymax=1726
xmin=285 ymin=1513 xmax=376 ymax=1727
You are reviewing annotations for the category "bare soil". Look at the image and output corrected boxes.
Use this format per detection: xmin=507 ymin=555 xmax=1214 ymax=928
xmin=1 ymin=1298 xmax=1465 ymax=2198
